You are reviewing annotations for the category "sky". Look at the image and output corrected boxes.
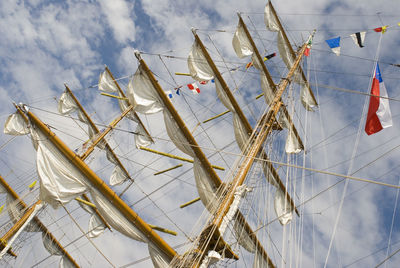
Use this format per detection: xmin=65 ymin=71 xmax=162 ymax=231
xmin=1 ymin=0 xmax=400 ymax=267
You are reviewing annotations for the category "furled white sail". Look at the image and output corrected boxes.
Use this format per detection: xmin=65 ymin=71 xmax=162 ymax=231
xmin=233 ymin=17 xmax=292 ymax=152
xmin=232 ymin=22 xmax=253 ymax=58
xmin=278 ymin=111 xmax=302 ymax=154
xmin=274 ymin=188 xmax=293 ymax=225
xmin=264 ymin=3 xmax=317 ymax=111
xmin=219 ymin=185 xmax=251 ymax=235
xmin=109 ymin=165 xmax=129 ymax=186
xmin=127 ymin=65 xmax=164 ymax=114
xmin=148 ymin=244 xmax=171 ymax=268
xmin=193 ymin=158 xmax=219 ymax=212
xmin=42 ymin=232 xmax=63 ymax=256
xmin=187 ymin=41 xmax=214 ymax=82
xmin=134 ymin=123 xmax=153 ymax=148
xmin=98 ymin=69 xmax=119 ymax=93
xmin=260 ymin=74 xmax=275 ymax=106
xmin=58 ymin=91 xmax=96 ymax=138
xmin=6 ymin=196 xmax=39 ymax=232
xmin=4 ymin=113 xmax=29 ymax=135
xmin=33 ymin=128 xmax=88 ymax=208
xmin=127 ymin=63 xmax=221 ymax=216
xmin=88 ymin=214 xmax=106 ymax=238
xmin=58 ymin=92 xmax=78 ymax=115
xmin=163 ymin=110 xmax=194 ymax=157
xmin=118 ymin=93 xmax=138 ymax=122
xmin=76 ymin=196 xmax=106 ymax=238
xmin=60 ymin=257 xmax=76 ymax=268
xmin=233 ymin=18 xmax=303 ymax=155
xmin=263 ymin=3 xmax=280 ymax=32
xmin=89 ymin=189 xmax=145 ymax=242
xmin=233 ymin=220 xmax=256 ymax=253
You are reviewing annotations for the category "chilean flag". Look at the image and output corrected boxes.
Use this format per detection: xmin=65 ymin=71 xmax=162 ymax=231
xmin=365 ymin=63 xmax=392 ymax=135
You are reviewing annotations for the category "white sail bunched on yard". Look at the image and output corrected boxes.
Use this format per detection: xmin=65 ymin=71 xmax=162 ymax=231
xmin=98 ymin=69 xmax=119 ymax=93
xmin=134 ymin=122 xmax=153 ymax=148
xmin=42 ymin=232 xmax=76 ymax=268
xmin=127 ymin=66 xmax=164 ymax=115
xmin=32 ymin=128 xmax=88 ymax=208
xmin=188 ymin=41 xmax=214 ymax=82
xmin=148 ymin=244 xmax=170 ymax=268
xmin=89 ymin=189 xmax=146 ymax=242
xmin=58 ymin=91 xmax=97 ymax=144
xmin=274 ymin=188 xmax=293 ymax=225
xmin=77 ymin=200 xmax=106 ymax=238
xmin=264 ymin=2 xmax=317 ymax=111
xmin=3 ymin=112 xmax=30 ymax=135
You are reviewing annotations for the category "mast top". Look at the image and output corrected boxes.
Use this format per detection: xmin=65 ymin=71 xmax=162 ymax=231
xmin=134 ymin=50 xmax=142 ymax=60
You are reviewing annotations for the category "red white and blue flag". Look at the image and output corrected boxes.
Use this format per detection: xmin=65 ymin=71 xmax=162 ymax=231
xmin=365 ymin=63 xmax=392 ymax=135
xmin=187 ymin=83 xmax=200 ymax=94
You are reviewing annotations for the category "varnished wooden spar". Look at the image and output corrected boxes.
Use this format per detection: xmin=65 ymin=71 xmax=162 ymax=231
xmin=192 ymin=33 xmax=314 ymax=268
xmin=0 ymin=175 xmax=79 ymax=266
xmin=192 ymin=29 xmax=299 ymax=216
xmin=64 ymin=85 xmax=132 ymax=184
xmin=139 ymin=146 xmax=225 ymax=171
xmin=267 ymin=1 xmax=318 ymax=107
xmin=0 ymin=200 xmax=42 ymax=246
xmin=237 ymin=13 xmax=304 ymax=152
xmin=136 ymin=53 xmax=274 ymax=267
xmin=136 ymin=53 xmax=223 ymax=188
xmin=104 ymin=66 xmax=154 ymax=144
xmin=15 ymin=106 xmax=178 ymax=262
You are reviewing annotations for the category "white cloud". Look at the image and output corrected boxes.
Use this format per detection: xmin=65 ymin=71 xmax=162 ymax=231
xmin=98 ymin=0 xmax=136 ymax=44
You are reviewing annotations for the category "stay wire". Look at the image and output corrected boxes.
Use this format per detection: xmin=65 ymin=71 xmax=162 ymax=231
xmin=323 ymin=32 xmax=384 ymax=267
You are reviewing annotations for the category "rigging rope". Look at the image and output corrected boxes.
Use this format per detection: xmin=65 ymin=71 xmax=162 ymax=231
xmin=61 ymin=205 xmax=116 ymax=268
xmin=323 ymin=32 xmax=384 ymax=268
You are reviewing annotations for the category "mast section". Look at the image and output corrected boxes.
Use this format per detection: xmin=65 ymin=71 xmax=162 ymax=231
xmin=64 ymin=85 xmax=132 ymax=184
xmin=192 ymin=29 xmax=299 ymax=216
xmin=136 ymin=55 xmax=222 ymax=188
xmin=267 ymin=1 xmax=318 ymax=106
xmin=237 ymin=13 xmax=304 ymax=153
xmin=192 ymin=32 xmax=314 ymax=267
xmin=0 ymin=175 xmax=80 ymax=267
xmin=14 ymin=105 xmax=178 ymax=263
xmin=104 ymin=66 xmax=154 ymax=144
xmin=137 ymin=54 xmax=276 ymax=267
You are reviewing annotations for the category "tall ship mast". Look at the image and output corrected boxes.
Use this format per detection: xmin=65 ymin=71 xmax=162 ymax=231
xmin=1 ymin=1 xmax=400 ymax=267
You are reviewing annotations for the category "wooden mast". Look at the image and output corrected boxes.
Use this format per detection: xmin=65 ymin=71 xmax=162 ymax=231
xmin=0 ymin=175 xmax=79 ymax=267
xmin=14 ymin=105 xmax=178 ymax=263
xmin=237 ymin=13 xmax=304 ymax=152
xmin=135 ymin=53 xmax=275 ymax=267
xmin=191 ymin=32 xmax=314 ymax=268
xmin=267 ymin=1 xmax=318 ymax=107
xmin=104 ymin=66 xmax=154 ymax=144
xmin=192 ymin=29 xmax=299 ymax=216
xmin=64 ymin=84 xmax=131 ymax=183
xmin=135 ymin=54 xmax=222 ymax=188
xmin=0 ymin=200 xmax=42 ymax=247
